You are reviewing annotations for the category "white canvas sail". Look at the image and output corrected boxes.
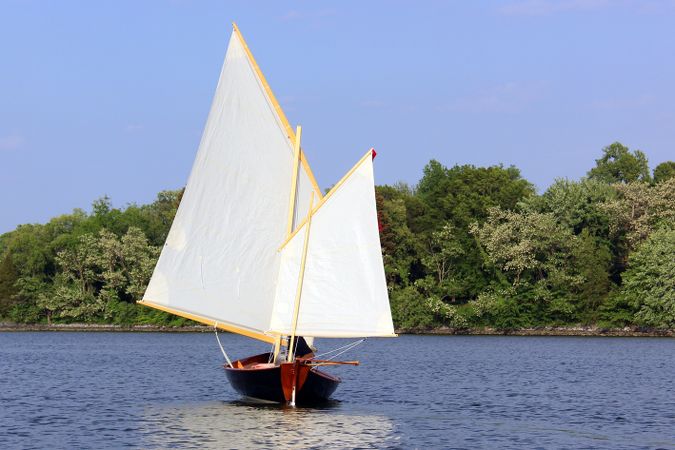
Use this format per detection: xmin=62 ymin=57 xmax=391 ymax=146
xmin=141 ymin=30 xmax=317 ymax=340
xmin=293 ymin=166 xmax=315 ymax=232
xmin=268 ymin=151 xmax=396 ymax=338
xmin=142 ymin=26 xmax=394 ymax=344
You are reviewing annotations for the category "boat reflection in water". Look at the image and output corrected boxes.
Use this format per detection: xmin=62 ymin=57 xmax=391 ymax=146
xmin=140 ymin=401 xmax=397 ymax=449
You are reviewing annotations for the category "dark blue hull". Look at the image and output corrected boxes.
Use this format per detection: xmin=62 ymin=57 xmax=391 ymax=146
xmin=224 ymin=353 xmax=340 ymax=404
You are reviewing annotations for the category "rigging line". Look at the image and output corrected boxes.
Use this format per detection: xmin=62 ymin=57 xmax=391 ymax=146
xmin=268 ymin=343 xmax=274 ymax=363
xmin=313 ymin=339 xmax=364 ymax=358
xmin=292 ymin=336 xmax=302 ymax=360
xmin=310 ymin=341 xmax=363 ymax=368
xmin=214 ymin=323 xmax=233 ymax=368
xmin=268 ymin=339 xmax=280 ymax=364
xmin=322 ymin=341 xmax=364 ymax=361
xmin=314 ymin=339 xmax=365 ymax=360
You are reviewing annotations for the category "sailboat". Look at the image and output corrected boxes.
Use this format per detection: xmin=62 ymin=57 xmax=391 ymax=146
xmin=139 ymin=23 xmax=396 ymax=405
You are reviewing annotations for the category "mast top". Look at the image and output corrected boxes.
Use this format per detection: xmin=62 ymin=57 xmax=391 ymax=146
xmin=228 ymin=22 xmax=323 ymax=199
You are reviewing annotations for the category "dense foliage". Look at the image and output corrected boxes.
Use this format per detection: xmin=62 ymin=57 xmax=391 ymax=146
xmin=379 ymin=142 xmax=674 ymax=330
xmin=0 ymin=191 xmax=190 ymax=326
xmin=1 ymin=142 xmax=673 ymax=330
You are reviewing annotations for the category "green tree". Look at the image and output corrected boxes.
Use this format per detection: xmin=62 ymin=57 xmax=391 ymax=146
xmin=601 ymin=178 xmax=675 ymax=253
xmin=3 ymin=149 xmax=674 ymax=330
xmin=376 ymin=191 xmax=420 ymax=288
xmin=0 ymin=255 xmax=19 ymax=317
xmin=4 ymin=224 xmax=53 ymax=278
xmin=653 ymin=161 xmax=675 ymax=184
xmin=415 ymin=161 xmax=535 ymax=299
xmin=416 ymin=162 xmax=535 ymax=229
xmin=0 ymin=190 xmax=180 ymax=324
xmin=389 ymin=285 xmax=436 ymax=329
xmin=120 ymin=227 xmax=160 ymax=300
xmin=619 ymin=228 xmax=675 ymax=328
xmin=95 ymin=229 xmax=126 ymax=303
xmin=471 ymin=208 xmax=577 ymax=287
xmin=522 ymin=178 xmax=615 ymax=237
xmin=572 ymin=230 xmax=612 ymax=318
xmin=521 ymin=179 xmax=616 ymax=315
xmin=471 ymin=207 xmax=583 ymax=324
xmin=421 ymin=223 xmax=465 ymax=301
xmin=54 ymin=233 xmax=103 ymax=320
xmin=12 ymin=275 xmax=50 ymax=323
xmin=121 ymin=189 xmax=183 ymax=246
xmin=587 ymin=142 xmax=650 ymax=184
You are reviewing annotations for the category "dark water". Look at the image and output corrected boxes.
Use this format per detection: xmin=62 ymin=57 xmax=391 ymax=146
xmin=1 ymin=333 xmax=674 ymax=449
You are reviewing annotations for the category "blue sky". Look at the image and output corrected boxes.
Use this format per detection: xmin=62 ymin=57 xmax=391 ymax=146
xmin=1 ymin=0 xmax=674 ymax=233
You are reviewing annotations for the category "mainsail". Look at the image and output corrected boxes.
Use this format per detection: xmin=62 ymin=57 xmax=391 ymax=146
xmin=141 ymin=25 xmax=395 ymax=342
xmin=140 ymin=28 xmax=318 ymax=342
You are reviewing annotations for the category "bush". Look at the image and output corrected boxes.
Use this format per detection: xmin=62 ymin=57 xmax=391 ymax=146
xmin=389 ymin=286 xmax=437 ymax=329
xmin=8 ymin=303 xmax=43 ymax=324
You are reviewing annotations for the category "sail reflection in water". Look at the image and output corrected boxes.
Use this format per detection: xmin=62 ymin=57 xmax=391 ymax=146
xmin=140 ymin=401 xmax=397 ymax=449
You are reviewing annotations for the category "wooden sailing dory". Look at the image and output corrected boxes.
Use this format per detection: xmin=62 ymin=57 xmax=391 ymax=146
xmin=139 ymin=23 xmax=396 ymax=405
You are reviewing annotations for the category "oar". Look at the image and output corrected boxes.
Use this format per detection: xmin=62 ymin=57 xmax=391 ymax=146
xmin=305 ymin=360 xmax=360 ymax=366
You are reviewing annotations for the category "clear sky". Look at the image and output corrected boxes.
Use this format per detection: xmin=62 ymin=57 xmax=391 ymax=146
xmin=1 ymin=1 xmax=674 ymax=233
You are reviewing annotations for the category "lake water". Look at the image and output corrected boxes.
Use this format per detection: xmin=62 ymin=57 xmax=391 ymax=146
xmin=1 ymin=332 xmax=673 ymax=449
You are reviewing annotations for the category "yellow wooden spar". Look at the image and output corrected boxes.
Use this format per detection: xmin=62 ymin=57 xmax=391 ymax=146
xmin=287 ymin=192 xmax=315 ymax=362
xmin=138 ymin=23 xmax=393 ymax=386
xmin=232 ymin=22 xmax=323 ymax=201
xmin=286 ymin=125 xmax=302 ymax=237
xmin=137 ymin=299 xmax=277 ymax=344
xmin=139 ymin=26 xmax=325 ymax=349
xmin=270 ymin=125 xmax=305 ymax=363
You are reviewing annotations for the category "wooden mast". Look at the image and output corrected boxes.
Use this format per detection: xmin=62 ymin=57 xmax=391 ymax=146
xmin=283 ymin=191 xmax=314 ymax=406
xmin=286 ymin=125 xmax=302 ymax=237
xmin=287 ymin=192 xmax=314 ymax=363
xmin=278 ymin=148 xmax=375 ymax=251
xmin=141 ymin=26 xmax=319 ymax=350
xmin=273 ymin=125 xmax=303 ymax=363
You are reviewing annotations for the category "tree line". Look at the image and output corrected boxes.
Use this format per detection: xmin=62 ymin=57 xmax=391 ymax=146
xmin=0 ymin=191 xmax=188 ymax=326
xmin=1 ymin=142 xmax=674 ymax=330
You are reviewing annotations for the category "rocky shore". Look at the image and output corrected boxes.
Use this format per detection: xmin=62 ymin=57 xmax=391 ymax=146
xmin=397 ymin=326 xmax=675 ymax=337
xmin=0 ymin=322 xmax=211 ymax=332
xmin=1 ymin=322 xmax=673 ymax=337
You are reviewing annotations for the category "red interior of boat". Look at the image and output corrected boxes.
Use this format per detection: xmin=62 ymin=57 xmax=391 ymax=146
xmin=227 ymin=353 xmax=341 ymax=383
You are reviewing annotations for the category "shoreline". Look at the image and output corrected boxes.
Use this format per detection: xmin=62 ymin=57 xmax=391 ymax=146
xmin=397 ymin=326 xmax=675 ymax=338
xmin=0 ymin=322 xmax=672 ymax=337
xmin=0 ymin=323 xmax=211 ymax=333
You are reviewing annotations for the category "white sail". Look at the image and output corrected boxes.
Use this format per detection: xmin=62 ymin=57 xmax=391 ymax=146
xmin=294 ymin=166 xmax=316 ymax=232
xmin=142 ymin=31 xmax=313 ymax=337
xmin=269 ymin=151 xmax=396 ymax=338
xmin=142 ymin=27 xmax=394 ymax=343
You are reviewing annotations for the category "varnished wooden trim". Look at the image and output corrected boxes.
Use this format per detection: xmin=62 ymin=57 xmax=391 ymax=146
xmin=138 ymin=299 xmax=276 ymax=344
xmin=232 ymin=22 xmax=323 ymax=199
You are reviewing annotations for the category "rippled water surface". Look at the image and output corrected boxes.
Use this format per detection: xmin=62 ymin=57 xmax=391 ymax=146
xmin=1 ymin=332 xmax=674 ymax=449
